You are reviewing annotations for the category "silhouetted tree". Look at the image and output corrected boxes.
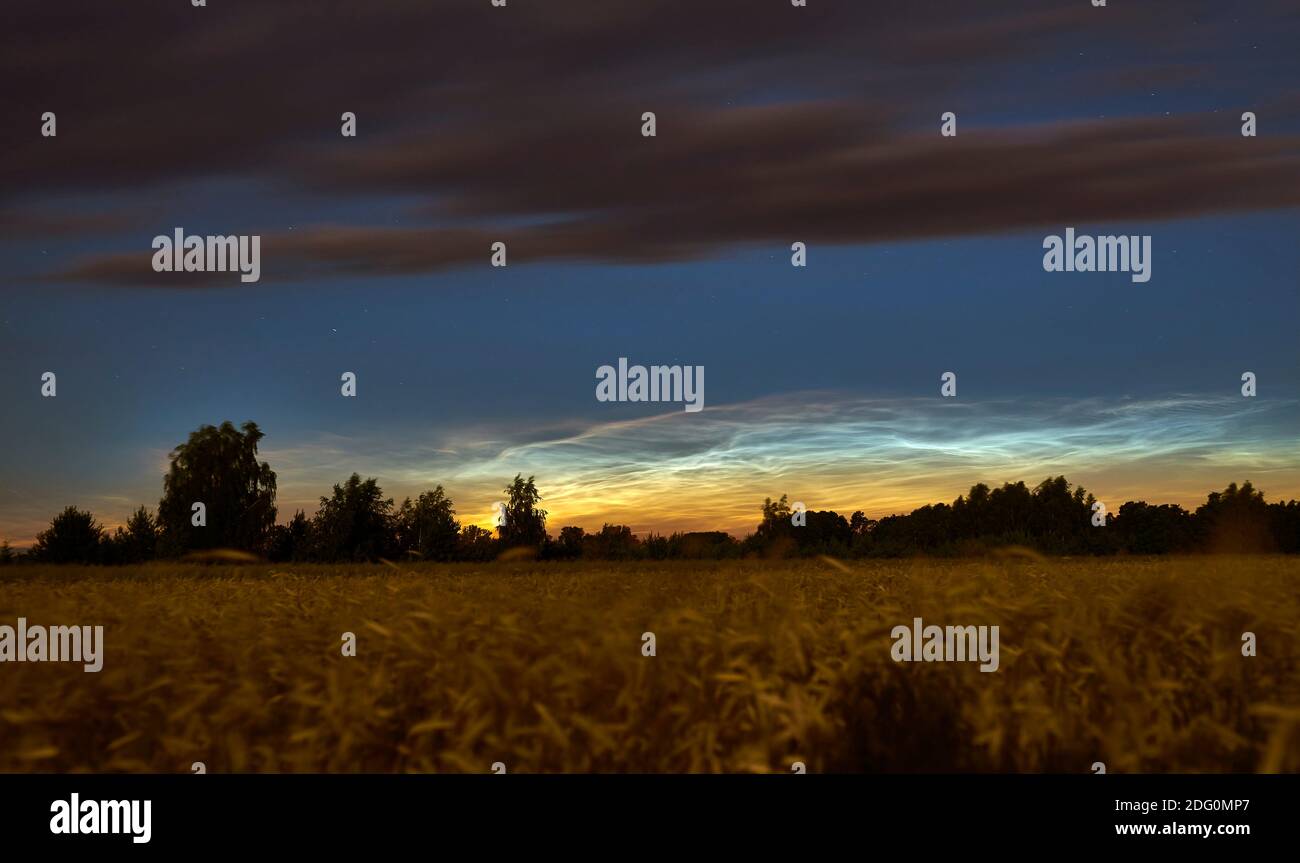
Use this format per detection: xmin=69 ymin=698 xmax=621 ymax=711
xmin=265 ymin=510 xmax=310 ymax=562
xmin=308 ymin=474 xmax=397 ymax=562
xmin=158 ymin=421 xmax=277 ymax=556
xmin=554 ymin=526 xmax=586 ymax=560
xmin=668 ymin=531 xmax=740 ymax=559
xmin=1195 ymin=481 xmax=1273 ymax=552
xmin=22 ymin=467 xmax=1300 ymax=565
xmin=498 ymin=474 xmax=547 ymax=548
xmin=395 ymin=487 xmax=460 ymax=560
xmin=107 ymin=505 xmax=160 ymax=563
xmin=1113 ymin=502 xmax=1194 ymax=554
xmin=1027 ymin=476 xmax=1089 ymax=552
xmin=1269 ymin=500 xmax=1300 ymax=553
xmin=457 ymin=524 xmax=497 ymax=561
xmin=848 ymin=511 xmax=876 ymax=555
xmin=101 ymin=529 xmax=131 ymax=565
xmin=644 ymin=533 xmax=668 ymax=559
xmin=799 ymin=510 xmax=854 ymax=555
xmin=0 ymin=540 xmax=15 ymax=565
xmin=756 ymin=495 xmax=794 ymax=539
xmin=32 ymin=506 xmax=103 ymax=563
xmin=750 ymin=496 xmax=857 ymax=557
xmin=586 ymin=524 xmax=640 ymax=559
xmin=750 ymin=494 xmax=797 ymax=557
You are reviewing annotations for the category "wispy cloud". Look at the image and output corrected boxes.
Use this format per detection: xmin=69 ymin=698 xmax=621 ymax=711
xmin=5 ymin=392 xmax=1295 ymax=547
xmin=263 ymin=392 xmax=1300 ymax=537
xmin=13 ymin=0 xmax=1298 ymax=286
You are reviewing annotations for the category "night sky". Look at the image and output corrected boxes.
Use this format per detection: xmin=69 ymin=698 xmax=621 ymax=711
xmin=2 ymin=1 xmax=1298 ymax=545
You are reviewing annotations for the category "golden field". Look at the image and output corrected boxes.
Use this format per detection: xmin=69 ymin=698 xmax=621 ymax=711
xmin=0 ymin=556 xmax=1297 ymax=773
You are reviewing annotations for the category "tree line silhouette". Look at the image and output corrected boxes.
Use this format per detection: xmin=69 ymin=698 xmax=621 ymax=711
xmin=2 ymin=420 xmax=1297 ymax=565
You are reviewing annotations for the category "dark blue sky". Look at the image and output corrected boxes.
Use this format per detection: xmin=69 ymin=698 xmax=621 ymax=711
xmin=2 ymin=1 xmax=1298 ymax=542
